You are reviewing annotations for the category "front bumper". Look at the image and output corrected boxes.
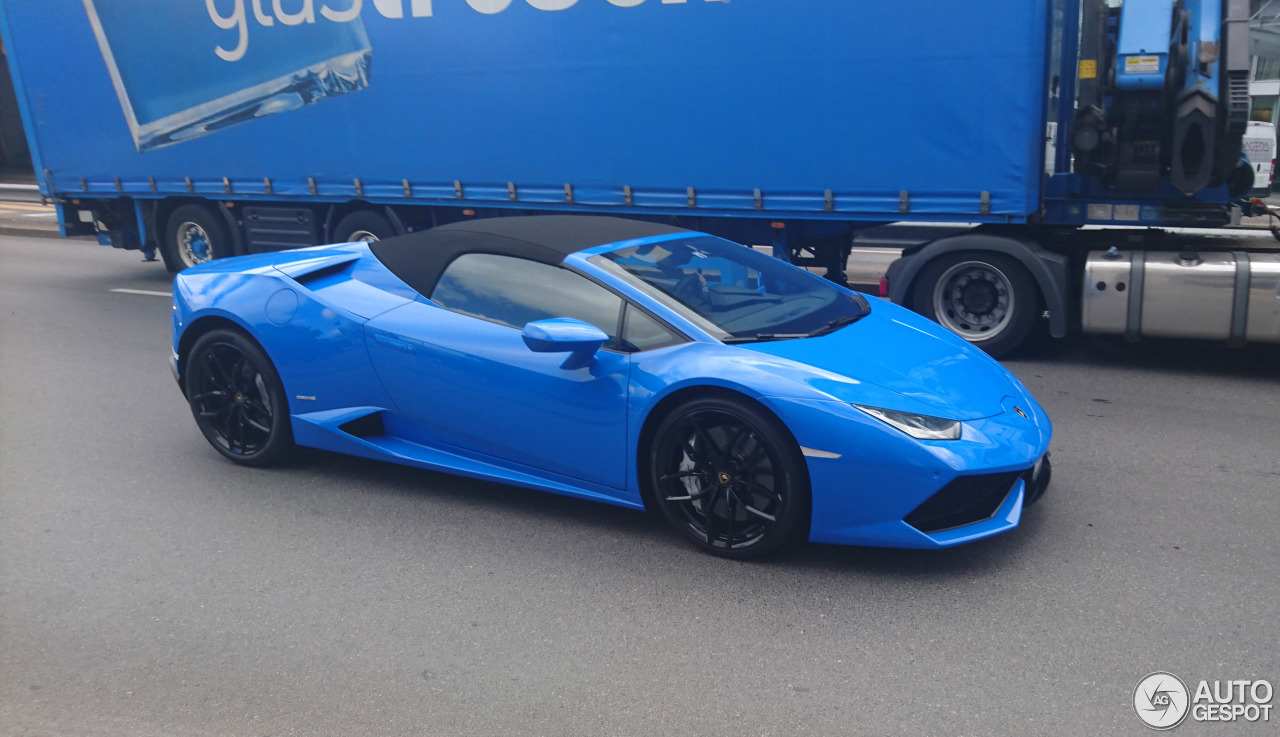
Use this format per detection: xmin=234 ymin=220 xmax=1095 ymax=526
xmin=767 ymin=396 xmax=1052 ymax=549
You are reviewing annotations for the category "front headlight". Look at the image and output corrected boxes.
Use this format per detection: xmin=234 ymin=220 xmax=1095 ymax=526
xmin=854 ymin=405 xmax=962 ymax=441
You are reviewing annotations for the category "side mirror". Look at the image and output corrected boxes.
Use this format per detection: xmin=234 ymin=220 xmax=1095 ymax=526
xmin=522 ymin=318 xmax=608 ymax=369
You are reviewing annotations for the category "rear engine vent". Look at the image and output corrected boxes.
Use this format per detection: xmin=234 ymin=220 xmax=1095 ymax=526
xmin=339 ymin=412 xmax=386 ymax=439
xmin=905 ymin=471 xmax=1023 ymax=534
xmin=291 ymin=260 xmax=355 ymax=285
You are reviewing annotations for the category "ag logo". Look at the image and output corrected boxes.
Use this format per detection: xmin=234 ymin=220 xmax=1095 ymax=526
xmin=1135 ymin=672 xmax=1190 ymax=730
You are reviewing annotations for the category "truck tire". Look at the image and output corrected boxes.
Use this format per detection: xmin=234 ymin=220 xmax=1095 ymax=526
xmin=332 ymin=210 xmax=396 ymax=243
xmin=910 ymin=251 xmax=1038 ymax=358
xmin=162 ymin=204 xmax=233 ymax=273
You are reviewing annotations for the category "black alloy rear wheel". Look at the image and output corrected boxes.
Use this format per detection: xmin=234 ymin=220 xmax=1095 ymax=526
xmin=650 ymin=397 xmax=809 ymax=559
xmin=185 ymin=329 xmax=293 ymax=466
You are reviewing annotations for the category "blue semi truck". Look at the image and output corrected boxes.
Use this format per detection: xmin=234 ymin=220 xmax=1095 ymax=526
xmin=1 ymin=0 xmax=1278 ymax=356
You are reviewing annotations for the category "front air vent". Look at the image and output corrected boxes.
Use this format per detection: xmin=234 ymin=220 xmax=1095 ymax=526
xmin=905 ymin=471 xmax=1023 ymax=534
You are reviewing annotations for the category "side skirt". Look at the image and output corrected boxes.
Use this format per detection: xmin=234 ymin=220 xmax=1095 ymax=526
xmin=290 ymin=407 xmax=644 ymax=510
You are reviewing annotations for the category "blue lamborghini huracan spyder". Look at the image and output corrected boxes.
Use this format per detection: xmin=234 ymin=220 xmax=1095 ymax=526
xmin=171 ymin=216 xmax=1051 ymax=558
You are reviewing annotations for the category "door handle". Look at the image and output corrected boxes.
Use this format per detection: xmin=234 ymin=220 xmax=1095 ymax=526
xmin=373 ymin=333 xmax=416 ymax=355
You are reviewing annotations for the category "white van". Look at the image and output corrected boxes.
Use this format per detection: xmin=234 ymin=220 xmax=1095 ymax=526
xmin=1242 ymin=121 xmax=1276 ymax=197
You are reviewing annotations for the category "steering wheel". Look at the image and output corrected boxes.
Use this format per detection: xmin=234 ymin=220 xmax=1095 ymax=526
xmin=673 ymin=273 xmax=708 ymax=304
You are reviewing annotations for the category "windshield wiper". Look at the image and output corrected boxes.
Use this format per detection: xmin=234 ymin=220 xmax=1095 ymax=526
xmin=723 ymin=314 xmax=866 ymax=344
xmin=721 ymin=333 xmax=809 ymax=344
xmin=805 ymin=313 xmax=866 ymax=338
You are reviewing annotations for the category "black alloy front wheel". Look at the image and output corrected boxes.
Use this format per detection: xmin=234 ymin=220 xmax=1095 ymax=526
xmin=650 ymin=397 xmax=809 ymax=559
xmin=185 ymin=329 xmax=294 ymax=466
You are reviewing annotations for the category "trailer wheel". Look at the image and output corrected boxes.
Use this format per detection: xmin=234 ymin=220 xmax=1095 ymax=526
xmin=332 ymin=210 xmax=396 ymax=243
xmin=911 ymin=252 xmax=1038 ymax=358
xmin=162 ymin=204 xmax=232 ymax=273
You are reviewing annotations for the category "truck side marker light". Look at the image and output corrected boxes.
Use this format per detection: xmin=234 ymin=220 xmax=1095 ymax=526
xmin=771 ymin=222 xmax=785 ymax=229
xmin=879 ymin=277 xmax=889 ymax=298
xmin=463 ymin=209 xmax=475 ymax=216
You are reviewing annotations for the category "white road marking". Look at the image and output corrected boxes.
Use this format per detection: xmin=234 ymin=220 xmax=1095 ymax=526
xmin=110 ymin=288 xmax=170 ymax=297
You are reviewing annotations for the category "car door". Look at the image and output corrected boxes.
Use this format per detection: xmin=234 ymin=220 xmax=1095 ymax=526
xmin=364 ymin=253 xmax=630 ymax=491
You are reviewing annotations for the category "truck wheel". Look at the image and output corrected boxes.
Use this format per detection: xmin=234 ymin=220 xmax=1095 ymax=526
xmin=332 ymin=210 xmax=396 ymax=243
xmin=911 ymin=252 xmax=1038 ymax=358
xmin=163 ymin=204 xmax=232 ymax=273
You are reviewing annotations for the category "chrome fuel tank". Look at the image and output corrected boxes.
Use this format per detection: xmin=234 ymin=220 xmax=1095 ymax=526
xmin=1246 ymin=254 xmax=1280 ymax=342
xmin=1082 ymin=250 xmax=1280 ymax=344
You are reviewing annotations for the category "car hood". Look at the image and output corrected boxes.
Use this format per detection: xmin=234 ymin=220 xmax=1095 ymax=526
xmin=736 ymin=300 xmax=1024 ymax=420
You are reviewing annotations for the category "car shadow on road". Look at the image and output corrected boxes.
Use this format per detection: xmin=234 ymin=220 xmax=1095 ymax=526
xmin=284 ymin=446 xmax=1047 ymax=581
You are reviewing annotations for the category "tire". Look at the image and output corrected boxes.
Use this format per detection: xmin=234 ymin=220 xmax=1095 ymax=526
xmin=185 ymin=328 xmax=294 ymax=467
xmin=332 ymin=210 xmax=396 ymax=243
xmin=649 ymin=396 xmax=810 ymax=559
xmin=910 ymin=251 xmax=1038 ymax=358
xmin=162 ymin=204 xmax=233 ymax=273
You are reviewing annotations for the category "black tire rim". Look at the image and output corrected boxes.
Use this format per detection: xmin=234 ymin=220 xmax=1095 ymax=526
xmin=656 ymin=410 xmax=785 ymax=551
xmin=191 ymin=341 xmax=276 ymax=456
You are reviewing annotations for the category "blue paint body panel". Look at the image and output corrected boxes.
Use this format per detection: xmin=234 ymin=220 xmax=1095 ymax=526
xmin=171 ymin=231 xmax=1053 ymax=550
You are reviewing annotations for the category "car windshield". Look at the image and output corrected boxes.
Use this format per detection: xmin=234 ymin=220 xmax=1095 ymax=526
xmin=591 ymin=236 xmax=869 ymax=342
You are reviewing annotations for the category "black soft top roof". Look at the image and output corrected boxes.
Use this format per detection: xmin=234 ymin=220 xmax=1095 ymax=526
xmin=369 ymin=215 xmax=690 ymax=297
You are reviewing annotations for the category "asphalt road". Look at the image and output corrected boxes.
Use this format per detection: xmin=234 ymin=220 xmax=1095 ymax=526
xmin=1 ymin=235 xmax=1277 ymax=737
